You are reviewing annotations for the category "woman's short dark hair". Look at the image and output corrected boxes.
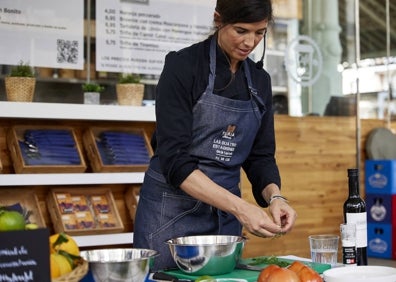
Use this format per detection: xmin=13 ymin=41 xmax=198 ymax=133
xmin=215 ymin=0 xmax=273 ymax=24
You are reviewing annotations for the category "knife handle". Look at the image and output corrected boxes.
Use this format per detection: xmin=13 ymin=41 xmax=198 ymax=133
xmin=152 ymin=272 xmax=193 ymax=282
xmin=152 ymin=272 xmax=178 ymax=281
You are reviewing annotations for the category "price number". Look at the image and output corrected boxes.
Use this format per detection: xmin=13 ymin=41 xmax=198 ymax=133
xmin=106 ymin=40 xmax=117 ymax=46
xmin=105 ymin=15 xmax=116 ymax=21
xmin=105 ymin=9 xmax=116 ymax=14
xmin=105 ymin=22 xmax=116 ymax=28
xmin=106 ymin=29 xmax=116 ymax=35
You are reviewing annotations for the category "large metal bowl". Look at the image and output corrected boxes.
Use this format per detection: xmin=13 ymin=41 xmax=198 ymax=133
xmin=80 ymin=248 xmax=158 ymax=282
xmin=166 ymin=235 xmax=246 ymax=276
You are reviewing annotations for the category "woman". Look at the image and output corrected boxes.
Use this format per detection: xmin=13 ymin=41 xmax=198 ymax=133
xmin=134 ymin=0 xmax=297 ymax=271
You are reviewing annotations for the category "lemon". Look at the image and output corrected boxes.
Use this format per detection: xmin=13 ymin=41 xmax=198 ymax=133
xmin=50 ymin=254 xmax=61 ymax=279
xmin=25 ymin=223 xmax=39 ymax=230
xmin=51 ymin=253 xmax=72 ymax=276
xmin=0 ymin=210 xmax=26 ymax=231
xmin=49 ymin=233 xmax=80 ymax=256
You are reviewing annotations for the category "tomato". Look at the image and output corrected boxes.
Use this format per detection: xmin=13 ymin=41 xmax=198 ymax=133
xmin=258 ymin=265 xmax=281 ymax=282
xmin=267 ymin=268 xmax=300 ymax=282
xmin=296 ymin=266 xmax=322 ymax=282
xmin=258 ymin=264 xmax=300 ymax=282
xmin=288 ymin=261 xmax=323 ymax=282
xmin=258 ymin=261 xmax=323 ymax=282
xmin=288 ymin=261 xmax=305 ymax=273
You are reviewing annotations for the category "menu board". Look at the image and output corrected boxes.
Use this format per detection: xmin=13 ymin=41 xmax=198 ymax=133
xmin=0 ymin=0 xmax=84 ymax=69
xmin=0 ymin=229 xmax=51 ymax=282
xmin=96 ymin=0 xmax=214 ymax=75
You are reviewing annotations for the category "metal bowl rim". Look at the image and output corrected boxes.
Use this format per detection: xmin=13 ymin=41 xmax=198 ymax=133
xmin=80 ymin=248 xmax=159 ymax=263
xmin=166 ymin=235 xmax=247 ymax=246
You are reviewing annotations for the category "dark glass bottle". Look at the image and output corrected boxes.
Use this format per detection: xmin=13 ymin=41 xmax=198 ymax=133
xmin=343 ymin=168 xmax=368 ymax=265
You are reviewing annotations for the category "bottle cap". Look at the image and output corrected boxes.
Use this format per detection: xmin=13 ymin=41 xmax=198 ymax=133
xmin=347 ymin=168 xmax=359 ymax=177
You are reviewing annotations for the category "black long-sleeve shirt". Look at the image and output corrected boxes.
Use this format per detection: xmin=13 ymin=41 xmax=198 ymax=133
xmin=151 ymin=35 xmax=281 ymax=207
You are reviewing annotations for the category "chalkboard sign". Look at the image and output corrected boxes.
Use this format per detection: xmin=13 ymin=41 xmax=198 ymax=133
xmin=0 ymin=228 xmax=50 ymax=282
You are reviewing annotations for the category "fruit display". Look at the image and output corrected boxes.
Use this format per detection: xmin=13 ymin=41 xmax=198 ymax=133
xmin=0 ymin=206 xmax=40 ymax=231
xmin=49 ymin=233 xmax=84 ymax=279
xmin=258 ymin=261 xmax=322 ymax=282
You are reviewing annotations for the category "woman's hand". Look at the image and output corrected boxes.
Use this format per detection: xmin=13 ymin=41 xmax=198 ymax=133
xmin=180 ymin=170 xmax=297 ymax=237
xmin=234 ymin=201 xmax=287 ymax=238
xmin=268 ymin=199 xmax=297 ymax=233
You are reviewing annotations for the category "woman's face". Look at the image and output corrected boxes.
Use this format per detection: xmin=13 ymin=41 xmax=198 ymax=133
xmin=217 ymin=20 xmax=268 ymax=70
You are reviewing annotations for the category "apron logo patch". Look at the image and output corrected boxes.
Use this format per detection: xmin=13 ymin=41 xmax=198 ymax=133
xmin=212 ymin=125 xmax=237 ymax=162
xmin=222 ymin=124 xmax=236 ymax=140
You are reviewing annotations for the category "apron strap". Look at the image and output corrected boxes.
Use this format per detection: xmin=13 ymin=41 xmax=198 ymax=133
xmin=205 ymin=35 xmax=266 ymax=121
xmin=205 ymin=36 xmax=217 ymax=94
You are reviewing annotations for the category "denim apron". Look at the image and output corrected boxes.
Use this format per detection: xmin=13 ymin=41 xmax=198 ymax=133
xmin=134 ymin=37 xmax=266 ymax=270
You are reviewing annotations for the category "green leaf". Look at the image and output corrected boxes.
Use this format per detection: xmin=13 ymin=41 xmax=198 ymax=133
xmin=9 ymin=61 xmax=34 ymax=77
xmin=58 ymin=250 xmax=81 ymax=269
xmin=118 ymin=73 xmax=140 ymax=84
xmin=249 ymin=256 xmax=290 ymax=267
xmin=52 ymin=233 xmax=70 ymax=249
xmin=82 ymin=83 xmax=105 ymax=92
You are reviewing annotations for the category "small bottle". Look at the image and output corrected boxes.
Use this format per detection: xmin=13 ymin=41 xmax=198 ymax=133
xmin=340 ymin=223 xmax=357 ymax=266
xmin=343 ymin=168 xmax=368 ymax=265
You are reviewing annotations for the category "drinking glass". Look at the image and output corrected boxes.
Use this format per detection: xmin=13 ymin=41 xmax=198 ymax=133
xmin=309 ymin=234 xmax=339 ymax=266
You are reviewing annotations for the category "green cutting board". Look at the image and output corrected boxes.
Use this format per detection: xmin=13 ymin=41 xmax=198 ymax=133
xmin=165 ymin=256 xmax=331 ymax=282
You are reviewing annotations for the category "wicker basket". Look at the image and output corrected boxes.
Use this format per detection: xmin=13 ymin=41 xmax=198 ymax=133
xmin=52 ymin=259 xmax=89 ymax=282
xmin=116 ymin=83 xmax=144 ymax=106
xmin=5 ymin=77 xmax=36 ymax=102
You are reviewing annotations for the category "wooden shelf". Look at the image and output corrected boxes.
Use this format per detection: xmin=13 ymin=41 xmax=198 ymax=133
xmin=74 ymin=232 xmax=134 ymax=247
xmin=0 ymin=172 xmax=144 ymax=186
xmin=0 ymin=101 xmax=155 ymax=122
xmin=0 ymin=101 xmax=155 ymax=248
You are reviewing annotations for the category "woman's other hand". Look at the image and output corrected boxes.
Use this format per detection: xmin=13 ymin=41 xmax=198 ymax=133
xmin=268 ymin=199 xmax=297 ymax=233
xmin=235 ymin=201 xmax=290 ymax=238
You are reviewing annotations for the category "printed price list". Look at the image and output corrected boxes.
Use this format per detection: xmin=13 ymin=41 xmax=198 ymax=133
xmin=96 ymin=0 xmax=213 ymax=74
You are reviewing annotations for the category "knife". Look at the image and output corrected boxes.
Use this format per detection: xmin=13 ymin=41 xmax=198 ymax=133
xmin=236 ymin=263 xmax=265 ymax=271
xmin=152 ymin=271 xmax=194 ymax=282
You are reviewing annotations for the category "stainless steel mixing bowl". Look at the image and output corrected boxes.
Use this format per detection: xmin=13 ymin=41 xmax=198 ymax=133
xmin=80 ymin=248 xmax=158 ymax=282
xmin=166 ymin=235 xmax=246 ymax=276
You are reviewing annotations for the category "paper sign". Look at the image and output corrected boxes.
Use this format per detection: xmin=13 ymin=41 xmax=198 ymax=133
xmin=0 ymin=0 xmax=84 ymax=69
xmin=0 ymin=229 xmax=50 ymax=282
xmin=96 ymin=0 xmax=215 ymax=75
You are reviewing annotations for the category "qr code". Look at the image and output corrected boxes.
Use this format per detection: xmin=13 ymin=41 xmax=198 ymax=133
xmin=57 ymin=39 xmax=78 ymax=64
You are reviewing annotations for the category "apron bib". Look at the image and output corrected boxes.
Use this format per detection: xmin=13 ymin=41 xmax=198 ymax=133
xmin=190 ymin=39 xmax=264 ymax=188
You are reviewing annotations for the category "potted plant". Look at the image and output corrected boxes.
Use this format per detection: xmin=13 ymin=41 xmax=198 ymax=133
xmin=5 ymin=61 xmax=36 ymax=102
xmin=82 ymin=82 xmax=105 ymax=104
xmin=115 ymin=73 xmax=144 ymax=106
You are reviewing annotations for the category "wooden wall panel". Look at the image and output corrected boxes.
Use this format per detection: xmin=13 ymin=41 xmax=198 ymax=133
xmin=241 ymin=116 xmax=387 ymax=259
